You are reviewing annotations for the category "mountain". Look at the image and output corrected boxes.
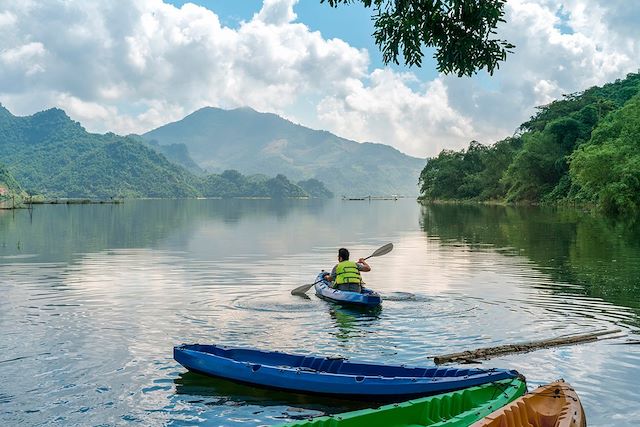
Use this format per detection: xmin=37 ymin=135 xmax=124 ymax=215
xmin=0 ymin=106 xmax=199 ymax=198
xmin=0 ymin=105 xmax=328 ymax=199
xmin=143 ymin=107 xmax=424 ymax=196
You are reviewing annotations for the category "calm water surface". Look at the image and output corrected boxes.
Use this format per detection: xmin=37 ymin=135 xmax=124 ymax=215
xmin=1 ymin=200 xmax=639 ymax=426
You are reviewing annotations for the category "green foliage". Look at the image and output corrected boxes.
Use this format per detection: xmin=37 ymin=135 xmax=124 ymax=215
xmin=200 ymin=170 xmax=256 ymax=198
xmin=521 ymin=74 xmax=640 ymax=132
xmin=419 ymin=139 xmax=520 ymax=200
xmin=504 ymin=92 xmax=625 ymax=202
xmin=503 ymin=74 xmax=640 ymax=203
xmin=323 ymin=0 xmax=513 ymax=76
xmin=476 ymin=137 xmax=522 ymax=199
xmin=0 ymin=163 xmax=23 ymax=199
xmin=570 ymin=93 xmax=640 ymax=215
xmin=297 ymin=178 xmax=334 ymax=198
xmin=502 ymin=131 xmax=568 ymax=201
xmin=419 ymin=72 xmax=640 ymax=215
xmin=419 ymin=150 xmax=461 ymax=200
xmin=199 ymin=170 xmax=310 ymax=198
xmin=46 ymin=137 xmax=201 ymax=198
xmin=265 ymin=174 xmax=308 ymax=198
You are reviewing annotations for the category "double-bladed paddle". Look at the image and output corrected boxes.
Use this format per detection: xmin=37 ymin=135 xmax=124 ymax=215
xmin=290 ymin=243 xmax=393 ymax=295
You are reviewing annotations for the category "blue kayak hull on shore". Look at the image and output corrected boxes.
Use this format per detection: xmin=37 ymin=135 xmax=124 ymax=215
xmin=314 ymin=273 xmax=382 ymax=307
xmin=173 ymin=344 xmax=521 ymax=398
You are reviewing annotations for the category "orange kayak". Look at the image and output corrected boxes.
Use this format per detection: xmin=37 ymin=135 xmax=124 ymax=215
xmin=470 ymin=380 xmax=586 ymax=427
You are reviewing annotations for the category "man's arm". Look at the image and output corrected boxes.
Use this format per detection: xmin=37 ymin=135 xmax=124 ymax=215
xmin=357 ymin=258 xmax=371 ymax=272
xmin=324 ymin=265 xmax=337 ymax=281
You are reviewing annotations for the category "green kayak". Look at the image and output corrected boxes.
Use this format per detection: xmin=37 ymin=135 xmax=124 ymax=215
xmin=280 ymin=378 xmax=526 ymax=427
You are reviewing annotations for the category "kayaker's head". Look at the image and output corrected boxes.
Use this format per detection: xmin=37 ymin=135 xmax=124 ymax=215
xmin=338 ymin=248 xmax=349 ymax=262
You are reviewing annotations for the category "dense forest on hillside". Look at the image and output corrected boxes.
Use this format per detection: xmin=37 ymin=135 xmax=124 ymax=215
xmin=0 ymin=106 xmax=332 ymax=200
xmin=419 ymin=73 xmax=640 ymax=215
xmin=0 ymin=163 xmax=23 ymax=200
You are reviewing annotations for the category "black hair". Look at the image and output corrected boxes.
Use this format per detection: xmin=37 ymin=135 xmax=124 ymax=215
xmin=338 ymin=248 xmax=349 ymax=260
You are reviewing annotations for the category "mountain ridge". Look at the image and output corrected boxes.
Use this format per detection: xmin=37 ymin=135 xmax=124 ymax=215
xmin=143 ymin=106 xmax=424 ymax=196
xmin=0 ymin=105 xmax=331 ymax=199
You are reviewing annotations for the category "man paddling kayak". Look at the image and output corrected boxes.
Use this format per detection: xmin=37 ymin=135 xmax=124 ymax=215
xmin=323 ymin=248 xmax=371 ymax=293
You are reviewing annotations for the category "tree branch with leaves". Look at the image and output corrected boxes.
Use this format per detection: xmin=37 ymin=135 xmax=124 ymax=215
xmin=322 ymin=0 xmax=514 ymax=76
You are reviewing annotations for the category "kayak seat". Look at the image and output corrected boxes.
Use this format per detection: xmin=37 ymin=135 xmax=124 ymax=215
xmin=335 ymin=283 xmax=362 ymax=293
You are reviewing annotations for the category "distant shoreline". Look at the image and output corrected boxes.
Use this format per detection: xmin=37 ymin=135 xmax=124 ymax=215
xmin=0 ymin=195 xmax=420 ymax=210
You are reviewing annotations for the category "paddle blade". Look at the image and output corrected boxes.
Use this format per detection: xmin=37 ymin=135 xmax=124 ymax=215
xmin=291 ymin=282 xmax=314 ymax=295
xmin=369 ymin=242 xmax=393 ymax=258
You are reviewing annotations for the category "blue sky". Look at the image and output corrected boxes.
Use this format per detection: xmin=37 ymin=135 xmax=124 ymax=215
xmin=0 ymin=0 xmax=638 ymax=157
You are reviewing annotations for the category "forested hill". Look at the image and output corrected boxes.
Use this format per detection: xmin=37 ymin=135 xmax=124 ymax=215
xmin=0 ymin=105 xmax=332 ymax=199
xmin=143 ymin=107 xmax=424 ymax=196
xmin=0 ymin=163 xmax=23 ymax=199
xmin=419 ymin=72 xmax=640 ymax=215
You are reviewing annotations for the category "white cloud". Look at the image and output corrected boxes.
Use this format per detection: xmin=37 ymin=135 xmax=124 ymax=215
xmin=0 ymin=41 xmax=46 ymax=75
xmin=0 ymin=0 xmax=638 ymax=157
xmin=0 ymin=10 xmax=17 ymax=28
xmin=317 ymin=70 xmax=475 ymax=156
xmin=254 ymin=0 xmax=297 ymax=25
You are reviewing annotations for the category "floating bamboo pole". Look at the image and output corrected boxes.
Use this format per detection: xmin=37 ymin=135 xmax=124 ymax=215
xmin=433 ymin=329 xmax=622 ymax=365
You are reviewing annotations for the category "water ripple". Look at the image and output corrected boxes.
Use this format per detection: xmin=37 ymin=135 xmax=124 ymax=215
xmin=1 ymin=201 xmax=639 ymax=426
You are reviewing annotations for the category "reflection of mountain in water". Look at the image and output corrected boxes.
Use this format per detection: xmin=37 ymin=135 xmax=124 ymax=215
xmin=0 ymin=199 xmax=328 ymax=263
xmin=420 ymin=204 xmax=640 ymax=323
xmin=0 ymin=198 xmax=420 ymax=265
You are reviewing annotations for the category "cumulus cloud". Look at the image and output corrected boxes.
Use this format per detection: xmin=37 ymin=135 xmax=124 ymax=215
xmin=0 ymin=0 xmax=638 ymax=157
xmin=254 ymin=0 xmax=297 ymax=25
xmin=317 ymin=70 xmax=475 ymax=156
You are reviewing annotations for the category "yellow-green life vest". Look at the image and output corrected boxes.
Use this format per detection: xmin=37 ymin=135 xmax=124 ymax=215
xmin=335 ymin=260 xmax=361 ymax=285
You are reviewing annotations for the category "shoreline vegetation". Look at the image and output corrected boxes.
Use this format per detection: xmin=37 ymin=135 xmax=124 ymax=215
xmin=0 ymin=199 xmax=123 ymax=209
xmin=4 ymin=194 xmax=416 ymax=210
xmin=419 ymin=72 xmax=640 ymax=217
xmin=418 ymin=197 xmax=599 ymax=210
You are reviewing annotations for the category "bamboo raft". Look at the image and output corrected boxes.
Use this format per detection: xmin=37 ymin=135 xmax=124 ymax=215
xmin=433 ymin=329 xmax=623 ymax=365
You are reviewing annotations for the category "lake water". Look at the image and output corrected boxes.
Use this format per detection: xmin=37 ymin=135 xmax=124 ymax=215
xmin=1 ymin=199 xmax=639 ymax=426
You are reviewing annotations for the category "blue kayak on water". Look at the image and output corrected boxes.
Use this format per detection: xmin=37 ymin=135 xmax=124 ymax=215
xmin=314 ymin=272 xmax=382 ymax=307
xmin=173 ymin=343 xmax=521 ymax=398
